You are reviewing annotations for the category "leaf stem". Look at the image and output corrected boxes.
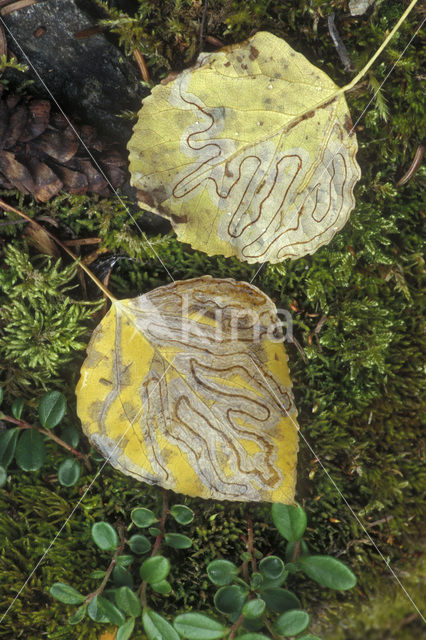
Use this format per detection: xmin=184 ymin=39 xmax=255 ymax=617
xmin=140 ymin=489 xmax=169 ymax=608
xmin=0 ymin=198 xmax=117 ymax=303
xmin=86 ymin=522 xmax=125 ymax=603
xmin=2 ymin=415 xmax=92 ymax=470
xmin=228 ymin=613 xmax=244 ymax=640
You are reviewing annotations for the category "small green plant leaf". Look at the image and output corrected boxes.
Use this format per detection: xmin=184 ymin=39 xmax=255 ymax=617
xmin=91 ymin=522 xmax=119 ymax=551
xmin=285 ymin=539 xmax=310 ymax=562
xmin=50 ymin=582 xmax=86 ymax=605
xmin=152 ymin=579 xmax=172 ymax=594
xmin=114 ymin=586 xmax=141 ymax=617
xmin=97 ymin=595 xmax=126 ymax=626
xmin=237 ymin=635 xmax=271 ymax=640
xmin=117 ymin=617 xmax=136 ymax=640
xmin=131 ymin=507 xmax=157 ymax=528
xmin=259 ymin=556 xmax=285 ymax=580
xmin=149 ymin=526 xmax=162 ymax=536
xmin=214 ymin=585 xmax=248 ymax=616
xmin=299 ymin=556 xmax=357 ymax=590
xmin=87 ymin=595 xmax=110 ymax=622
xmin=170 ymin=504 xmax=194 ymax=525
xmin=113 ymin=564 xmax=134 ymax=588
xmin=116 ymin=555 xmax=134 ymax=568
xmin=174 ymin=612 xmax=227 ymax=640
xmin=250 ymin=573 xmax=263 ymax=590
xmin=90 ymin=570 xmax=106 ymax=579
xmin=242 ymin=598 xmax=266 ymax=619
xmin=11 ymin=397 xmax=24 ymax=420
xmin=60 ymin=425 xmax=80 ymax=448
xmin=273 ymin=609 xmax=310 ymax=635
xmin=15 ymin=429 xmax=46 ymax=471
xmin=0 ymin=428 xmax=18 ymax=468
xmin=271 ymin=503 xmax=307 ymax=542
xmin=38 ymin=391 xmax=66 ymax=429
xmin=140 ymin=556 xmax=170 ymax=584
xmin=260 ymin=588 xmax=300 ymax=613
xmin=58 ymin=458 xmax=81 ymax=487
xmin=207 ymin=559 xmax=238 ymax=586
xmin=0 ymin=465 xmax=6 ymax=488
xmin=128 ymin=534 xmax=151 ymax=555
xmin=143 ymin=609 xmax=180 ymax=640
xmin=164 ymin=533 xmax=192 ymax=549
xmin=68 ymin=604 xmax=87 ymax=624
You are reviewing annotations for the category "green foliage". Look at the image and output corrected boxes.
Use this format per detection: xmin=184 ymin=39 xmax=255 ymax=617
xmin=48 ymin=503 xmax=356 ymax=638
xmin=0 ymin=242 xmax=98 ymax=393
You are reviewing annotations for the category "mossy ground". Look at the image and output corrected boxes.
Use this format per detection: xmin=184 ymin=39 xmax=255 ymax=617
xmin=0 ymin=1 xmax=425 ymax=638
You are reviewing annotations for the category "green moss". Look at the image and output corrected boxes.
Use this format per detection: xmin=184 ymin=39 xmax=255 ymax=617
xmin=0 ymin=0 xmax=424 ymax=638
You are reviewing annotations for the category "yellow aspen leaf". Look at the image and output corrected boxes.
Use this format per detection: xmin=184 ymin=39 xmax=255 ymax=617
xmin=128 ymin=31 xmax=361 ymax=263
xmin=76 ymin=276 xmax=299 ymax=503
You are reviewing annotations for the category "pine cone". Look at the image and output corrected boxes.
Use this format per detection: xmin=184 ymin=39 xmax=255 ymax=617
xmin=0 ymin=85 xmax=127 ymax=201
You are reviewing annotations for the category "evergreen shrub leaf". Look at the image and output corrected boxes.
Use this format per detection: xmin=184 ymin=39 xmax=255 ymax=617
xmin=57 ymin=458 xmax=80 ymax=486
xmin=214 ymin=585 xmax=248 ymax=615
xmin=0 ymin=428 xmax=18 ymax=468
xmin=151 ymin=579 xmax=172 ymax=594
xmin=271 ymin=503 xmax=307 ymax=541
xmin=117 ymin=617 xmax=136 ymax=640
xmin=173 ymin=612 xmax=227 ymax=640
xmin=273 ymin=609 xmax=310 ymax=635
xmin=112 ymin=564 xmax=134 ymax=588
xmin=299 ymin=556 xmax=357 ymax=590
xmin=87 ymin=595 xmax=109 ymax=622
xmin=143 ymin=609 xmax=180 ymax=640
xmin=259 ymin=588 xmax=300 ymax=613
xmin=96 ymin=595 xmax=126 ymax=626
xmin=207 ymin=559 xmax=238 ymax=586
xmin=50 ymin=582 xmax=86 ymax=605
xmin=11 ymin=397 xmax=24 ymax=420
xmin=68 ymin=604 xmax=87 ymax=624
xmin=242 ymin=598 xmax=266 ymax=619
xmin=259 ymin=555 xmax=285 ymax=580
xmin=38 ymin=391 xmax=66 ymax=429
xmin=15 ymin=429 xmax=45 ymax=471
xmin=0 ymin=465 xmax=6 ymax=488
xmin=131 ymin=506 xmax=158 ymax=527
xmin=91 ymin=521 xmax=119 ymax=551
xmin=140 ymin=556 xmax=170 ymax=583
xmin=128 ymin=533 xmax=151 ymax=554
xmin=170 ymin=504 xmax=194 ymax=525
xmin=164 ymin=532 xmax=192 ymax=549
xmin=114 ymin=586 xmax=141 ymax=617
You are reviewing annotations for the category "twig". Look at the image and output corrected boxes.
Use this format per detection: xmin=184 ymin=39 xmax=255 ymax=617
xmin=2 ymin=415 xmax=92 ymax=470
xmin=63 ymin=237 xmax=102 ymax=247
xmin=0 ymin=198 xmax=116 ymax=302
xmin=0 ymin=0 xmax=38 ymax=17
xmin=228 ymin=613 xmax=245 ymax=639
xmin=140 ymin=489 xmax=168 ymax=608
xmin=199 ymin=0 xmax=209 ymax=51
xmin=396 ymin=144 xmax=424 ymax=186
xmin=133 ymin=49 xmax=150 ymax=83
xmin=86 ymin=522 xmax=125 ymax=602
xmin=328 ymin=12 xmax=353 ymax=72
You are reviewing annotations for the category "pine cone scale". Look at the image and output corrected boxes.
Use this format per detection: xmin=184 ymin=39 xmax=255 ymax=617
xmin=0 ymin=88 xmax=128 ymax=201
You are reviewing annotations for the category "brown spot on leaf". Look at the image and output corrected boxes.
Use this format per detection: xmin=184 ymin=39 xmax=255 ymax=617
xmin=344 ymin=114 xmax=354 ymax=135
xmin=249 ymin=45 xmax=259 ymax=60
xmin=171 ymin=213 xmax=188 ymax=224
